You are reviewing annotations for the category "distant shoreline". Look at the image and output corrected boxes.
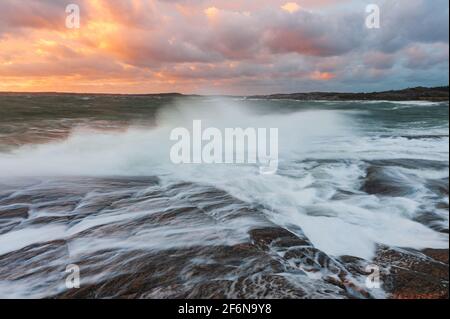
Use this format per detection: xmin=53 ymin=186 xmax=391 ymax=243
xmin=247 ymin=86 xmax=449 ymax=102
xmin=0 ymin=86 xmax=448 ymax=102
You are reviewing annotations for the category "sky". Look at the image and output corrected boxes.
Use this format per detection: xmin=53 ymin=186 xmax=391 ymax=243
xmin=0 ymin=0 xmax=448 ymax=95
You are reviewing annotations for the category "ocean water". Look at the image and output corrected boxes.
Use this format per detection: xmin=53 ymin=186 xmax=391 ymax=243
xmin=0 ymin=95 xmax=448 ymax=298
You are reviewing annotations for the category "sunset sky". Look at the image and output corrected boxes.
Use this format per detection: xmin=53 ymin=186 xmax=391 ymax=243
xmin=0 ymin=0 xmax=448 ymax=94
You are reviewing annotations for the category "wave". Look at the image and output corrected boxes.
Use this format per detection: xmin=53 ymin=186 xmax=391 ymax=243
xmin=0 ymin=98 xmax=447 ymax=264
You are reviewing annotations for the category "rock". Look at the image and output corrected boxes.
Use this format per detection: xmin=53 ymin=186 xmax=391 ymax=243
xmin=374 ymin=247 xmax=449 ymax=299
xmin=422 ymin=249 xmax=449 ymax=265
xmin=249 ymin=227 xmax=311 ymax=249
xmin=414 ymin=211 xmax=449 ymax=234
xmin=427 ymin=178 xmax=449 ymax=196
xmin=362 ymin=166 xmax=413 ymax=196
xmin=247 ymin=86 xmax=450 ymax=102
xmin=0 ymin=206 xmax=29 ymax=219
xmin=53 ymin=242 xmax=312 ymax=299
xmin=53 ymin=226 xmax=363 ymax=299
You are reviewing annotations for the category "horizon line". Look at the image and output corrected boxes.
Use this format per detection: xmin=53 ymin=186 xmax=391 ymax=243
xmin=0 ymin=85 xmax=448 ymax=97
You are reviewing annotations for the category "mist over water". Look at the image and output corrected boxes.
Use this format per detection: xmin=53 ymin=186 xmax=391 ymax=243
xmin=0 ymin=95 xmax=448 ymax=298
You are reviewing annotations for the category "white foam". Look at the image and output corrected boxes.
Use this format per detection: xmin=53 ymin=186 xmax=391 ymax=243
xmin=0 ymin=225 xmax=67 ymax=256
xmin=0 ymin=99 xmax=448 ymax=261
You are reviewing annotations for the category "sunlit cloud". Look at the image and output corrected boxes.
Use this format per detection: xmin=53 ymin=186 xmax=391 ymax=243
xmin=0 ymin=0 xmax=448 ymax=94
xmin=204 ymin=7 xmax=220 ymax=19
xmin=281 ymin=2 xmax=301 ymax=13
xmin=310 ymin=71 xmax=336 ymax=81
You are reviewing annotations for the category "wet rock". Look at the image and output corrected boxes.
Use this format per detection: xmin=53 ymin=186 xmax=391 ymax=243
xmin=362 ymin=166 xmax=413 ymax=196
xmin=25 ymin=215 xmax=72 ymax=226
xmin=249 ymin=227 xmax=311 ymax=249
xmin=0 ymin=240 xmax=69 ymax=284
xmin=374 ymin=247 xmax=449 ymax=299
xmin=0 ymin=220 xmax=21 ymax=235
xmin=338 ymin=255 xmax=372 ymax=277
xmin=249 ymin=227 xmax=372 ymax=298
xmin=422 ymin=249 xmax=449 ymax=264
xmin=2 ymin=176 xmax=445 ymax=299
xmin=51 ymin=226 xmax=365 ymax=299
xmin=427 ymin=178 xmax=449 ymax=196
xmin=54 ymin=243 xmax=311 ymax=299
xmin=0 ymin=206 xmax=29 ymax=219
xmin=436 ymin=202 xmax=449 ymax=210
xmin=414 ymin=211 xmax=449 ymax=234
xmin=368 ymin=159 xmax=448 ymax=171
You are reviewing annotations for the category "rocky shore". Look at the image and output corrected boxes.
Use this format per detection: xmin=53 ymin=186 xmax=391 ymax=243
xmin=247 ymin=86 xmax=449 ymax=102
xmin=0 ymin=174 xmax=447 ymax=299
xmin=2 ymin=86 xmax=448 ymax=102
xmin=0 ymin=94 xmax=447 ymax=299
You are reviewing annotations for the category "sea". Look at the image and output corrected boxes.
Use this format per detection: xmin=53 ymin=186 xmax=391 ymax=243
xmin=0 ymin=94 xmax=448 ymax=298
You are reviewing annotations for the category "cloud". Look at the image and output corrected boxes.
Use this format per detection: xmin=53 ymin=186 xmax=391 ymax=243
xmin=281 ymin=2 xmax=301 ymax=13
xmin=0 ymin=0 xmax=448 ymax=94
xmin=363 ymin=52 xmax=396 ymax=70
xmin=402 ymin=43 xmax=449 ymax=70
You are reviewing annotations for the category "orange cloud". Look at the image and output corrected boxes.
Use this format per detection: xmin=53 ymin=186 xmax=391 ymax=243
xmin=281 ymin=2 xmax=301 ymax=13
xmin=310 ymin=71 xmax=336 ymax=81
xmin=204 ymin=7 xmax=220 ymax=19
xmin=0 ymin=0 xmax=447 ymax=94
